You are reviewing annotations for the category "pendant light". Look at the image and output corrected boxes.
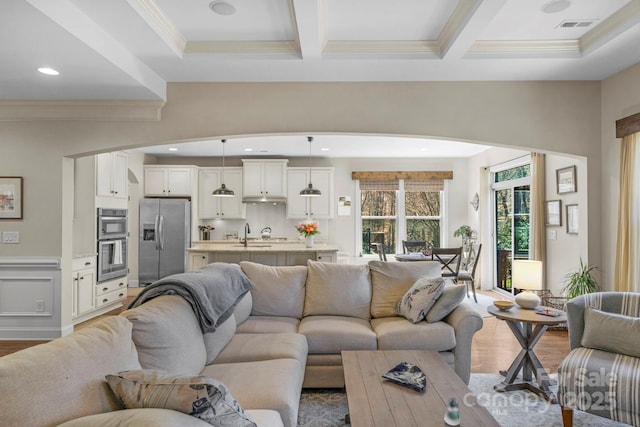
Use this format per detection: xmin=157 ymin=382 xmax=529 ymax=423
xmin=300 ymin=136 xmax=321 ymax=197
xmin=212 ymin=139 xmax=235 ymax=197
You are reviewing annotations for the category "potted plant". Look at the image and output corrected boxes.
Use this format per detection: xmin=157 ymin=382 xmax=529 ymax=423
xmin=563 ymin=258 xmax=599 ymax=299
xmin=453 ymin=225 xmax=473 ymax=240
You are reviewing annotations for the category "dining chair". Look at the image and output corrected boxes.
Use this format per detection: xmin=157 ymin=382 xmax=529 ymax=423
xmin=457 ymin=243 xmax=482 ymax=303
xmin=431 ymin=247 xmax=463 ymax=278
xmin=402 ymin=240 xmax=428 ymax=254
xmin=372 ymin=243 xmax=387 ymax=261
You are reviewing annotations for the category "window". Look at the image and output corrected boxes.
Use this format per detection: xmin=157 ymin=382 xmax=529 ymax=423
xmin=360 ymin=179 xmax=444 ymax=256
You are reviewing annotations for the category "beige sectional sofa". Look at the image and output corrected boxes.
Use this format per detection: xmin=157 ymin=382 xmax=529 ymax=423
xmin=0 ymin=259 xmax=482 ymax=427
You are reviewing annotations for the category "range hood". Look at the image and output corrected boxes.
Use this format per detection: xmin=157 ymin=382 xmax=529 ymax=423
xmin=242 ymin=195 xmax=287 ymax=204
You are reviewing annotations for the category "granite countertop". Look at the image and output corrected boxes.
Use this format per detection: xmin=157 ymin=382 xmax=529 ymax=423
xmin=189 ymin=240 xmax=338 ymax=252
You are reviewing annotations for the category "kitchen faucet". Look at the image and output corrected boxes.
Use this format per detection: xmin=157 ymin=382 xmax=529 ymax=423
xmin=243 ymin=223 xmax=250 ymax=247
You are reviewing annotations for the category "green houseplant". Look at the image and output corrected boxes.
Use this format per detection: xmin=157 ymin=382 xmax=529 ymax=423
xmin=563 ymin=258 xmax=599 ymax=299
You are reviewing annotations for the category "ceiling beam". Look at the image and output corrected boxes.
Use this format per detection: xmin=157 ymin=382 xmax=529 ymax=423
xmin=291 ymin=0 xmax=325 ymax=59
xmin=352 ymin=171 xmax=453 ymax=180
xmin=580 ymin=0 xmax=640 ymax=56
xmin=25 ymin=0 xmax=167 ymax=100
xmin=125 ymin=0 xmax=186 ymax=58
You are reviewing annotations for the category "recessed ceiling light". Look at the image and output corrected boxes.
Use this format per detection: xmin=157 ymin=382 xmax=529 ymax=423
xmin=420 ymin=147 xmax=430 ymax=152
xmin=542 ymin=0 xmax=571 ymax=14
xmin=209 ymin=1 xmax=236 ymax=15
xmin=244 ymin=148 xmax=253 ymax=152
xmin=37 ymin=67 xmax=59 ymax=76
xmin=321 ymin=148 xmax=329 ymax=151
xmin=168 ymin=147 xmax=178 ymax=151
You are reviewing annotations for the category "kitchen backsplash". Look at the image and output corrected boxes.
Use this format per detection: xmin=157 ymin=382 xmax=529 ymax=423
xmin=199 ymin=203 xmax=329 ymax=242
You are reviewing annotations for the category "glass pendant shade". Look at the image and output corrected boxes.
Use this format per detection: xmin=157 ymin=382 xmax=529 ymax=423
xmin=212 ymin=139 xmax=235 ymax=197
xmin=300 ymin=136 xmax=321 ymax=197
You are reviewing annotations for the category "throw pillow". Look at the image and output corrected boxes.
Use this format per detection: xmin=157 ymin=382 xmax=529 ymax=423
xmin=396 ymin=276 xmax=444 ymax=323
xmin=106 ymin=370 xmax=256 ymax=427
xmin=425 ymin=282 xmax=467 ymax=323
xmin=581 ymin=307 xmax=640 ymax=358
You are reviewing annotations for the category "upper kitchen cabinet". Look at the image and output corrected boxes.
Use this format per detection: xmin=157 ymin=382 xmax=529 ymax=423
xmin=96 ymin=152 xmax=128 ymax=200
xmin=198 ymin=167 xmax=245 ymax=219
xmin=144 ymin=166 xmax=195 ymax=197
xmin=287 ymin=168 xmax=334 ymax=219
xmin=242 ymin=159 xmax=288 ymax=199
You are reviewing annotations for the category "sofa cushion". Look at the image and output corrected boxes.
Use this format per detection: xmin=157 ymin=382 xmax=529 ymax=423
xmin=369 ymin=260 xmax=443 ymax=318
xmin=202 ymin=358 xmax=305 ymax=427
xmin=0 ymin=316 xmax=140 ymax=427
xmin=298 ymin=315 xmax=377 ymax=354
xmin=234 ymin=292 xmax=253 ymax=325
xmin=240 ymin=262 xmax=307 ymax=318
xmin=425 ymin=283 xmax=467 ymax=323
xmin=212 ymin=333 xmax=308 ymax=365
xmin=203 ymin=315 xmax=237 ymax=364
xmin=235 ymin=316 xmax=300 ymax=334
xmin=57 ymin=408 xmax=214 ymax=427
xmin=371 ymin=317 xmax=456 ymax=351
xmin=581 ymin=307 xmax=640 ymax=358
xmin=303 ymin=260 xmax=371 ymax=320
xmin=106 ymin=370 xmax=256 ymax=427
xmin=120 ymin=295 xmax=207 ymax=376
xmin=396 ymin=276 xmax=444 ymax=323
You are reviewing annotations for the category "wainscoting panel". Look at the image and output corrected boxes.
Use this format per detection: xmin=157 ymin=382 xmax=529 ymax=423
xmin=0 ymin=257 xmax=63 ymax=339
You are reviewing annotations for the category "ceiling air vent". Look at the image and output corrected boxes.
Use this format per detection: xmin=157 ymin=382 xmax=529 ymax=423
xmin=557 ymin=20 xmax=596 ymax=29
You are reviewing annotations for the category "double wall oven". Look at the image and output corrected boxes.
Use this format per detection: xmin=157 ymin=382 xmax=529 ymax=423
xmin=97 ymin=208 xmax=128 ymax=282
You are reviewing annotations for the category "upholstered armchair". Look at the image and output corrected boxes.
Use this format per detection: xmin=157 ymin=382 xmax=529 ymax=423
xmin=557 ymin=292 xmax=640 ymax=427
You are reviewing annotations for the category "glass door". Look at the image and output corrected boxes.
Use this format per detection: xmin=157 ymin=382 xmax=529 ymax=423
xmin=491 ymin=161 xmax=531 ymax=295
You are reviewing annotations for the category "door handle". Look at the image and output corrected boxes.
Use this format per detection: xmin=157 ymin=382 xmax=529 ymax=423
xmin=154 ymin=215 xmax=160 ymax=250
xmin=159 ymin=215 xmax=165 ymax=251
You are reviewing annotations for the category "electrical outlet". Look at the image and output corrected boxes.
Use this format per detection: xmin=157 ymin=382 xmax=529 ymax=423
xmin=547 ymin=230 xmax=557 ymax=240
xmin=2 ymin=231 xmax=19 ymax=244
xmin=35 ymin=300 xmax=45 ymax=312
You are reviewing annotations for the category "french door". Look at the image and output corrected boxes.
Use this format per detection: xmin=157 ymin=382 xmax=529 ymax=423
xmin=491 ymin=160 xmax=531 ymax=295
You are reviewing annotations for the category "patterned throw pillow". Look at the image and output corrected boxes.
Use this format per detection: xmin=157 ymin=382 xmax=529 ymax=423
xmin=105 ymin=370 xmax=256 ymax=427
xmin=396 ymin=276 xmax=445 ymax=323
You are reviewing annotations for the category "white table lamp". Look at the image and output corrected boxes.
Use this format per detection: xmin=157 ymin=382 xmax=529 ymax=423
xmin=513 ymin=260 xmax=543 ymax=309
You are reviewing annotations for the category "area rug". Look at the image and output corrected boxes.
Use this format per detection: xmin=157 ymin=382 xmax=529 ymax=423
xmin=467 ymin=292 xmax=496 ymax=318
xmin=296 ymin=374 xmax=632 ymax=426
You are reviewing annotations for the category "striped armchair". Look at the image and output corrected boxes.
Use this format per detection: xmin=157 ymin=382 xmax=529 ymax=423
xmin=557 ymin=292 xmax=640 ymax=427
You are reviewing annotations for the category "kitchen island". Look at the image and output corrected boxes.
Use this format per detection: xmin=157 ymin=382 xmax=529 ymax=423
xmin=187 ymin=239 xmax=339 ymax=270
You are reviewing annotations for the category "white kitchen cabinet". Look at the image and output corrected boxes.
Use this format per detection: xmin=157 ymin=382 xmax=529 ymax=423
xmin=72 ymin=256 xmax=96 ymax=318
xmin=188 ymin=252 xmax=210 ymax=271
xmin=286 ymin=167 xmax=334 ymax=219
xmin=198 ymin=167 xmax=245 ymax=219
xmin=144 ymin=166 xmax=195 ymax=197
xmin=96 ymin=151 xmax=128 ymax=199
xmin=242 ymin=159 xmax=288 ymax=198
xmin=316 ymin=251 xmax=338 ymax=263
xmin=95 ymin=277 xmax=127 ymax=309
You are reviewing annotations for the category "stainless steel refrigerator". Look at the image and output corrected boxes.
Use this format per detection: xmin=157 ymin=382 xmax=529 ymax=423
xmin=139 ymin=198 xmax=191 ymax=285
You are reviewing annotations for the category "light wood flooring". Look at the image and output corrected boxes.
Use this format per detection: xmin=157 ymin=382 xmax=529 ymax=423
xmin=0 ymin=289 xmax=571 ymax=375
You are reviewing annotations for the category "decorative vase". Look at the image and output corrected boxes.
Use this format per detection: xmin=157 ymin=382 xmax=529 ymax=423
xmin=305 ymin=235 xmax=314 ymax=248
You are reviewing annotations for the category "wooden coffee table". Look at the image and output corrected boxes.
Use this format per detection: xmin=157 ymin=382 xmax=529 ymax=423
xmin=342 ymin=350 xmax=499 ymax=427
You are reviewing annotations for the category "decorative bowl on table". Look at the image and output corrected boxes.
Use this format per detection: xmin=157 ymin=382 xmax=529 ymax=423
xmin=493 ymin=301 xmax=515 ymax=311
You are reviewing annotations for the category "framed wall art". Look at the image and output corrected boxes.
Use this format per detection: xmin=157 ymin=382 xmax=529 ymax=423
xmin=556 ymin=165 xmax=577 ymax=194
xmin=566 ymin=204 xmax=579 ymax=234
xmin=545 ymin=200 xmax=562 ymax=226
xmin=0 ymin=177 xmax=23 ymax=219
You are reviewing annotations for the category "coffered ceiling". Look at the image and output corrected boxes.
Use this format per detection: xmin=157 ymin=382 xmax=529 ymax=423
xmin=3 ymin=0 xmax=640 ymax=101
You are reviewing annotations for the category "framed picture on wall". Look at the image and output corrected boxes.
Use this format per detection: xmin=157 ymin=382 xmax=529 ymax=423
xmin=566 ymin=204 xmax=579 ymax=234
xmin=0 ymin=176 xmax=23 ymax=219
xmin=545 ymin=200 xmax=562 ymax=226
xmin=556 ymin=165 xmax=577 ymax=194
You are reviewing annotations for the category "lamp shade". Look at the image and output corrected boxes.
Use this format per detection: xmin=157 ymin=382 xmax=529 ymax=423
xmin=512 ymin=260 xmax=543 ymax=290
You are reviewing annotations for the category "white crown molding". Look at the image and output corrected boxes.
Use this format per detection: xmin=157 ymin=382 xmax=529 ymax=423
xmin=0 ymin=100 xmax=165 ymax=122
xmin=127 ymin=0 xmax=187 ymax=57
xmin=324 ymin=40 xmax=440 ymax=57
xmin=466 ymin=40 xmax=581 ymax=58
xmin=185 ymin=40 xmax=300 ymax=56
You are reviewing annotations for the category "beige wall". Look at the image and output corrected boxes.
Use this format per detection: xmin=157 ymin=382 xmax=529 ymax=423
xmin=601 ymin=62 xmax=640 ymax=290
xmin=0 ymin=80 xmax=607 ymax=336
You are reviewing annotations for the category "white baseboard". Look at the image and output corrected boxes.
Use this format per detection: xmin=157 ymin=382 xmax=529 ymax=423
xmin=128 ymin=280 xmax=140 ymax=287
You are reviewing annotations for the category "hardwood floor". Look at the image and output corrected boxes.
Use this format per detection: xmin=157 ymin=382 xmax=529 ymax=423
xmin=0 ymin=289 xmax=571 ymax=376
